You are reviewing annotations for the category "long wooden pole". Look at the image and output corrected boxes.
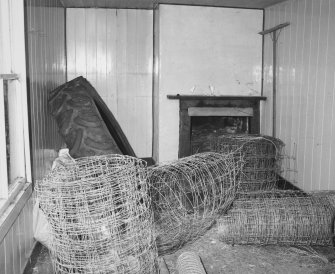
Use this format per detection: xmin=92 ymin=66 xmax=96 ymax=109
xmin=273 ymin=30 xmax=277 ymax=137
xmin=259 ymin=22 xmax=290 ymax=138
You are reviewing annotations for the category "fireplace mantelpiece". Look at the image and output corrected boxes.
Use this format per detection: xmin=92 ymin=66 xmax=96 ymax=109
xmin=167 ymin=95 xmax=267 ymax=158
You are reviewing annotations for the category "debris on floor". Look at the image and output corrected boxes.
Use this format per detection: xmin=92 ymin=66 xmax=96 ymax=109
xmin=25 ymin=226 xmax=335 ymax=274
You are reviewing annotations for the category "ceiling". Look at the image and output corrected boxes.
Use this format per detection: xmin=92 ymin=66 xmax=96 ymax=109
xmin=60 ymin=0 xmax=287 ymax=9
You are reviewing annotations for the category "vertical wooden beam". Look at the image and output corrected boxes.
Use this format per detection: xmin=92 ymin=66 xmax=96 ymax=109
xmin=259 ymin=22 xmax=290 ymax=138
xmin=272 ymin=30 xmax=277 ymax=137
xmin=0 ymin=79 xmax=9 ymax=198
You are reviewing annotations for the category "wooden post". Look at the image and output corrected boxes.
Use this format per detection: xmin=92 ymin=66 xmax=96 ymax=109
xmin=259 ymin=22 xmax=290 ymax=137
xmin=273 ymin=30 xmax=277 ymax=137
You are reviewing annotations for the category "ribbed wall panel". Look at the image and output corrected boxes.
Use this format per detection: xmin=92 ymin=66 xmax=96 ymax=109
xmin=26 ymin=0 xmax=66 ymax=180
xmin=0 ymin=1 xmax=65 ymax=273
xmin=263 ymin=0 xmax=335 ymax=190
xmin=66 ymin=8 xmax=153 ymax=158
xmin=0 ymin=193 xmax=34 ymax=274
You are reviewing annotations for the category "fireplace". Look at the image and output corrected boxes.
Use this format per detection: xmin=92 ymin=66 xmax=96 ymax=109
xmin=191 ymin=116 xmax=249 ymax=154
xmin=167 ymin=95 xmax=266 ymax=158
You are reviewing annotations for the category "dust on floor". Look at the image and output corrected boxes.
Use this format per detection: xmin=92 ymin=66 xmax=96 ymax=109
xmin=24 ymin=226 xmax=335 ymax=274
xmin=163 ymin=226 xmax=335 ymax=274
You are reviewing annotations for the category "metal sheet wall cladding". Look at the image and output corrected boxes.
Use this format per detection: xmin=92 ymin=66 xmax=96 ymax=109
xmin=48 ymin=76 xmax=136 ymax=158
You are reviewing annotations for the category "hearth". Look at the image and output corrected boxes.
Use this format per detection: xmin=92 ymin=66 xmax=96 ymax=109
xmin=191 ymin=116 xmax=249 ymax=154
xmin=167 ymin=95 xmax=266 ymax=158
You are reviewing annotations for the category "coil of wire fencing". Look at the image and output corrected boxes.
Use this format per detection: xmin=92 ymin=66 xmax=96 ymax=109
xmin=148 ymin=152 xmax=243 ymax=255
xmin=210 ymin=134 xmax=285 ymax=194
xmin=217 ymin=190 xmax=335 ymax=246
xmin=36 ymin=154 xmax=158 ymax=274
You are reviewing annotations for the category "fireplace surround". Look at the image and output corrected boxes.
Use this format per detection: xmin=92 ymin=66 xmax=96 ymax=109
xmin=167 ymin=95 xmax=267 ymax=158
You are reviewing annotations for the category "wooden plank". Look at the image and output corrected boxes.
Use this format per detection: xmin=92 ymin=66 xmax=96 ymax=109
xmin=0 ymin=74 xmax=19 ymax=80
xmin=105 ymin=9 xmax=118 ymax=115
xmin=258 ymin=22 xmax=290 ymax=35
xmin=289 ymin=0 xmax=304 ymax=185
xmin=5 ymin=229 xmax=13 ymax=274
xmin=0 ymin=240 xmax=6 ymax=274
xmin=282 ymin=0 xmax=296 ymax=182
xmin=8 ymin=80 xmax=26 ymax=182
xmin=75 ymin=9 xmax=87 ymax=78
xmin=27 ymin=196 xmax=34 ymax=253
xmin=321 ymin=0 xmax=335 ymax=190
xmin=136 ymin=97 xmax=152 ymax=156
xmin=302 ymin=0 xmax=321 ymax=189
xmin=296 ymin=0 xmax=313 ymax=190
xmin=12 ymin=217 xmax=20 ymax=274
xmin=18 ymin=212 xmax=26 ymax=273
xmin=179 ymin=103 xmax=192 ymax=158
xmin=167 ymin=95 xmax=267 ymax=101
xmin=0 ymin=184 xmax=32 ymax=243
xmin=276 ymin=2 xmax=288 ymax=139
xmin=66 ymin=9 xmax=77 ymax=81
xmin=311 ymin=0 xmax=330 ymax=190
xmin=0 ymin=79 xmax=9 ymax=198
xmin=0 ymin=0 xmax=12 ymax=73
xmin=96 ymin=9 xmax=107 ymax=105
xmin=188 ymin=107 xmax=253 ymax=117
xmin=85 ymin=9 xmax=97 ymax=87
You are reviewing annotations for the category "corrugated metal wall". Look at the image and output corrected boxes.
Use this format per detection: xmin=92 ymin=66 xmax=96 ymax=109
xmin=26 ymin=0 xmax=67 ymax=180
xmin=66 ymin=8 xmax=153 ymax=158
xmin=263 ymin=0 xmax=335 ymax=190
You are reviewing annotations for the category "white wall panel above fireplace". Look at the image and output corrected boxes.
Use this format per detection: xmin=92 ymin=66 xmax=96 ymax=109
xmin=159 ymin=5 xmax=263 ymax=96
xmin=154 ymin=5 xmax=263 ymax=162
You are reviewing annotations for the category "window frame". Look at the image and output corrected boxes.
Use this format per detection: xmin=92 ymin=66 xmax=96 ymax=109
xmin=0 ymin=0 xmax=32 ymax=216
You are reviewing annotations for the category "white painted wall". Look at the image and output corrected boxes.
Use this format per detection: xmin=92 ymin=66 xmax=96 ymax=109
xmin=262 ymin=0 xmax=335 ymax=191
xmin=66 ymin=9 xmax=153 ymax=158
xmin=154 ymin=5 xmax=263 ymax=162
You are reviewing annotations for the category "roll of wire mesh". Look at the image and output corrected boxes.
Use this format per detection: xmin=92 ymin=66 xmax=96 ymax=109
xmin=36 ymin=154 xmax=158 ymax=274
xmin=148 ymin=152 xmax=243 ymax=255
xmin=176 ymin=252 xmax=206 ymax=274
xmin=217 ymin=190 xmax=335 ymax=246
xmin=210 ymin=134 xmax=284 ymax=194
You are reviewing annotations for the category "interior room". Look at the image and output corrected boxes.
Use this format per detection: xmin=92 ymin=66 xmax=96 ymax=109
xmin=1 ymin=0 xmax=335 ymax=273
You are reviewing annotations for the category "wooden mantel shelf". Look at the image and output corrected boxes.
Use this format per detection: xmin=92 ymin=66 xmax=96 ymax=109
xmin=167 ymin=94 xmax=267 ymax=100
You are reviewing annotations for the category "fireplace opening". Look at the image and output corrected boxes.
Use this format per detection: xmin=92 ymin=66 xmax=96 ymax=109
xmin=191 ymin=116 xmax=249 ymax=154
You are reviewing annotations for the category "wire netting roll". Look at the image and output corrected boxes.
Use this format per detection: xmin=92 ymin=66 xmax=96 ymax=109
xmin=148 ymin=152 xmax=243 ymax=255
xmin=217 ymin=190 xmax=335 ymax=246
xmin=36 ymin=154 xmax=158 ymax=274
xmin=310 ymin=191 xmax=335 ymax=209
xmin=176 ymin=252 xmax=207 ymax=274
xmin=210 ymin=134 xmax=284 ymax=193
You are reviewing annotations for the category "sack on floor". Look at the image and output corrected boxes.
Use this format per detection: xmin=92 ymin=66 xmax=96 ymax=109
xmin=33 ymin=198 xmax=52 ymax=250
xmin=33 ymin=148 xmax=74 ymax=249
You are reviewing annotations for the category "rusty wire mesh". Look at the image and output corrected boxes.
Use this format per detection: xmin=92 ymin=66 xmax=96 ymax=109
xmin=310 ymin=191 xmax=335 ymax=210
xmin=148 ymin=152 xmax=243 ymax=255
xmin=217 ymin=190 xmax=335 ymax=246
xmin=210 ymin=134 xmax=285 ymax=193
xmin=35 ymin=154 xmax=158 ymax=274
